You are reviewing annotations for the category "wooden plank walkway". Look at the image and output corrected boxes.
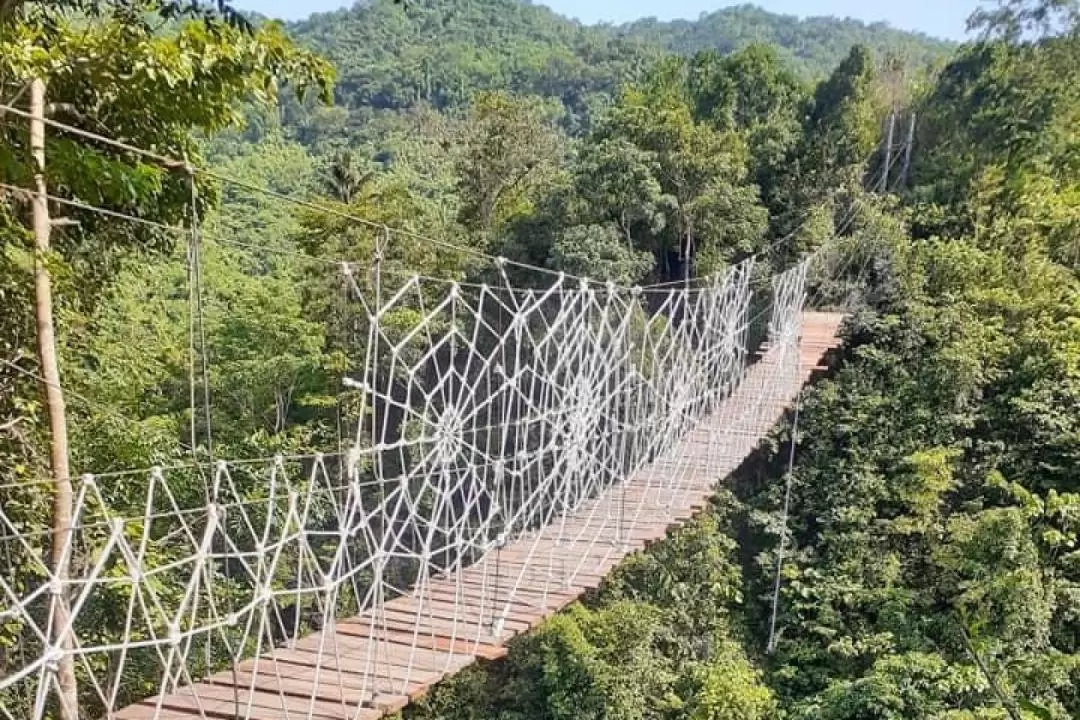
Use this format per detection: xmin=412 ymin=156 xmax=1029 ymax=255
xmin=115 ymin=312 xmax=845 ymax=720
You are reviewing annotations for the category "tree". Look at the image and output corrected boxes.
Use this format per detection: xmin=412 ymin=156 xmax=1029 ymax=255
xmin=456 ymin=91 xmax=565 ymax=239
xmin=0 ymin=2 xmax=334 ymax=476
xmin=969 ymin=0 xmax=1080 ymax=41
xmin=909 ymin=15 xmax=1080 ymax=258
xmin=593 ymin=66 xmax=767 ymax=281
xmin=689 ymin=642 xmax=777 ymax=720
xmin=548 ymin=223 xmax=653 ymax=285
xmin=802 ymin=45 xmax=881 ymax=187
xmin=0 ymin=0 xmax=247 ymax=27
xmin=570 ymin=137 xmax=666 ymax=247
xmin=695 ymin=45 xmax=807 ymax=214
xmin=325 ymin=149 xmax=372 ymax=203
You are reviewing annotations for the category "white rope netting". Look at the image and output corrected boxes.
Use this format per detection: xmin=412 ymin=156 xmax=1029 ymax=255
xmin=0 ymin=256 xmax=813 ymax=720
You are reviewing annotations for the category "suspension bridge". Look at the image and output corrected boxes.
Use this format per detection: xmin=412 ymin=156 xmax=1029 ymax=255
xmin=0 ymin=252 xmax=846 ymax=720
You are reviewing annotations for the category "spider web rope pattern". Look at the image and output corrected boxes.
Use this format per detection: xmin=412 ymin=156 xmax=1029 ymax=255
xmin=0 ymin=256 xmax=813 ymax=720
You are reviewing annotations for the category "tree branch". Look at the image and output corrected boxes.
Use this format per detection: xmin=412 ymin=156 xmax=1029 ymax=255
xmin=955 ymin=616 xmax=1021 ymax=720
xmin=0 ymin=416 xmax=26 ymax=433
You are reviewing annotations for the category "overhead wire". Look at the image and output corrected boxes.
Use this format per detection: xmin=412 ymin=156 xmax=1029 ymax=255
xmin=1 ymin=99 xmax=903 ymax=293
xmin=0 ymin=182 xmax=181 ymax=233
xmin=0 ymin=102 xmax=608 ymax=288
xmin=0 ymin=182 xmax=356 ymax=271
xmin=2 ymin=179 xmax=850 ymax=302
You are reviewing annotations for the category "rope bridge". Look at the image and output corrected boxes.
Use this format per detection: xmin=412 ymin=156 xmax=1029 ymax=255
xmin=0 ymin=256 xmax=844 ymax=720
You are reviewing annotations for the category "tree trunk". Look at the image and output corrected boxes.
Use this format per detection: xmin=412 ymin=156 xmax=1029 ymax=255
xmin=900 ymin=112 xmax=916 ymax=189
xmin=880 ymin=110 xmax=896 ymax=192
xmin=30 ymin=77 xmax=79 ymax=720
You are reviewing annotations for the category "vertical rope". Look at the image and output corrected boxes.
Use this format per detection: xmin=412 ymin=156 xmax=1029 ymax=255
xmin=185 ymin=169 xmax=233 ymax=714
xmin=371 ymin=228 xmax=385 ymax=460
xmin=187 ymin=171 xmax=213 ymax=461
xmin=368 ymin=226 xmax=387 ymax=694
xmin=490 ymin=292 xmax=507 ymax=630
xmin=767 ymin=389 xmax=800 ymax=655
xmin=186 ymin=207 xmax=199 ymax=462
xmin=185 ymin=167 xmax=211 ymax=679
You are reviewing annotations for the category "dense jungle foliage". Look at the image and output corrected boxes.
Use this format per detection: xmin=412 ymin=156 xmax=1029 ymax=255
xmin=1 ymin=0 xmax=1079 ymax=718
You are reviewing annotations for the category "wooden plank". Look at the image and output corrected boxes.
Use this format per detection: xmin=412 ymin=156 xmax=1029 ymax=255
xmin=178 ymin=683 xmax=370 ymax=720
xmin=274 ymin=639 xmax=457 ymax=689
xmin=113 ymin=706 xmax=208 ymax=720
xmin=118 ymin=684 xmax=352 ymax=720
xmin=339 ymin=612 xmax=497 ymax=647
xmin=415 ymin=580 xmax=566 ymax=616
xmin=432 ymin=576 xmax=580 ymax=611
xmin=229 ymin=668 xmax=412 ymax=714
xmin=208 ymin=670 xmax=366 ymax=709
xmin=456 ymin=564 xmax=600 ymax=593
xmin=371 ymin=694 xmax=411 ymax=713
xmin=364 ymin=625 xmax=508 ymax=661
xmin=255 ymin=655 xmax=434 ymax=699
xmin=390 ymin=588 xmax=528 ymax=619
xmin=291 ymin=632 xmax=472 ymax=675
xmin=384 ymin=595 xmax=537 ymax=631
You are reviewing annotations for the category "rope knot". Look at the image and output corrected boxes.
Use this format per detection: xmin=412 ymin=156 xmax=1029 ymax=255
xmin=346 ymin=444 xmax=363 ymax=478
xmin=45 ymin=648 xmax=63 ymax=672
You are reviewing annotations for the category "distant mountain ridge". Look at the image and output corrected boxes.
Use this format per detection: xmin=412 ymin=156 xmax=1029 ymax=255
xmin=616 ymin=3 xmax=952 ymax=75
xmin=278 ymin=0 xmax=952 ymax=140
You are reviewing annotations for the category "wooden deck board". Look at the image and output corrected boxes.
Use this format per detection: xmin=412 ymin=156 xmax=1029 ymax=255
xmin=244 ymin=653 xmax=437 ymax=697
xmin=115 ymin=312 xmax=844 ymax=720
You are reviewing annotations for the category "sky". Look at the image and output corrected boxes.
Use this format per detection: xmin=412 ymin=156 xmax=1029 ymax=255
xmin=238 ymin=0 xmax=981 ymax=40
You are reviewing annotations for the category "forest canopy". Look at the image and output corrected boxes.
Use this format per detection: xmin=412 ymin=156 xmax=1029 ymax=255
xmin=1 ymin=0 xmax=1079 ymax=718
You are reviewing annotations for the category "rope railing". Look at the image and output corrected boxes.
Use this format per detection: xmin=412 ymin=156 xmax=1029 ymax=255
xmin=0 ymin=253 xmax=820 ymax=720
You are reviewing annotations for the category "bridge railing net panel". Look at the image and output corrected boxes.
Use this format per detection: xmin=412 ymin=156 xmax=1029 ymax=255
xmin=0 ymin=257 xmax=811 ymax=720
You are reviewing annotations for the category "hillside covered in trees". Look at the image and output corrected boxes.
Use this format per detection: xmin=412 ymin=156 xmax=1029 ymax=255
xmin=272 ymin=0 xmax=952 ymax=147
xmin=1 ymin=0 xmax=1079 ymax=718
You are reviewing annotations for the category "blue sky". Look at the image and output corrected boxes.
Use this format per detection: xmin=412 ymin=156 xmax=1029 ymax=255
xmin=239 ymin=0 xmax=980 ymax=40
